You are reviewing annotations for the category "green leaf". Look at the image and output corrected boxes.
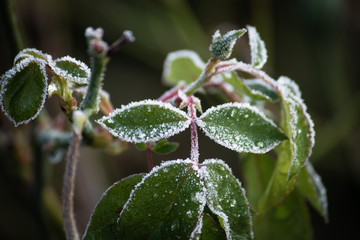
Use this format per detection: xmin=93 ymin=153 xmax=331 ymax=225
xmin=83 ymin=174 xmax=144 ymax=240
xmin=97 ymin=100 xmax=191 ymax=143
xmin=278 ymin=76 xmax=315 ymax=181
xmin=258 ymin=142 xmax=297 ymax=215
xmin=13 ymin=48 xmax=51 ymax=65
xmin=255 ymin=189 xmax=312 ymax=240
xmin=162 ymin=50 xmax=204 ymax=86
xmin=52 ymin=56 xmax=90 ymax=84
xmin=201 ymin=159 xmax=253 ymax=239
xmin=210 ymin=29 xmax=247 ymax=60
xmin=0 ymin=58 xmax=48 ymax=126
xmin=118 ymin=160 xmax=205 ymax=239
xmin=241 ymin=153 xmax=275 ymax=207
xmin=222 ymin=72 xmax=278 ymax=102
xmin=200 ymin=213 xmax=227 ymax=240
xmin=134 ymin=142 xmax=147 ymax=151
xmin=151 ymin=139 xmax=179 ymax=154
xmin=247 ymin=25 xmax=267 ymax=69
xmin=197 ymin=102 xmax=287 ymax=153
xmin=297 ymin=162 xmax=329 ymax=222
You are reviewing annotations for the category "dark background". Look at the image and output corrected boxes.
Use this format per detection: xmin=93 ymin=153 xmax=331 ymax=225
xmin=1 ymin=0 xmax=359 ymax=239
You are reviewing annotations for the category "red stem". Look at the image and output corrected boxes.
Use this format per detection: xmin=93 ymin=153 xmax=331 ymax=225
xmin=188 ymin=97 xmax=199 ymax=162
xmin=146 ymin=142 xmax=153 ymax=171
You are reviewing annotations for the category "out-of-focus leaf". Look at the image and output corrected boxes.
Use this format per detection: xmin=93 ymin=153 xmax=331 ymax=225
xmin=255 ymin=190 xmax=312 ymax=240
xmin=134 ymin=142 xmax=147 ymax=151
xmin=278 ymin=76 xmax=315 ymax=181
xmin=83 ymin=174 xmax=144 ymax=240
xmin=96 ymin=100 xmax=191 ymax=143
xmin=197 ymin=102 xmax=286 ymax=153
xmin=162 ymin=50 xmax=204 ymax=86
xmin=151 ymin=139 xmax=179 ymax=154
xmin=200 ymin=213 xmax=227 ymax=240
xmin=298 ymin=162 xmax=329 ymax=222
xmin=0 ymin=58 xmax=48 ymax=126
xmin=200 ymin=159 xmax=253 ymax=239
xmin=118 ymin=160 xmax=205 ymax=239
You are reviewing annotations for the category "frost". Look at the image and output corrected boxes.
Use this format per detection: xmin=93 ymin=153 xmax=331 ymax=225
xmin=247 ymin=25 xmax=268 ymax=69
xmin=0 ymin=57 xmax=48 ymax=126
xmin=243 ymin=78 xmax=278 ymax=101
xmin=85 ymin=27 xmax=104 ymax=39
xmin=97 ymin=99 xmax=191 ymax=143
xmin=13 ymin=48 xmax=51 ymax=65
xmin=123 ymin=30 xmax=135 ymax=42
xmin=197 ymin=102 xmax=286 ymax=153
xmin=278 ymin=76 xmax=301 ymax=97
xmin=51 ymin=56 xmax=90 ymax=84
xmin=210 ymin=29 xmax=247 ymax=59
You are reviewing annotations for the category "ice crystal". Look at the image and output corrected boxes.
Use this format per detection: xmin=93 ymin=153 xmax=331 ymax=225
xmin=247 ymin=25 xmax=268 ymax=69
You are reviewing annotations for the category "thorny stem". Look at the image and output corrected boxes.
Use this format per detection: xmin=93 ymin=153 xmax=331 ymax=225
xmin=146 ymin=142 xmax=153 ymax=171
xmin=62 ymin=133 xmax=81 ymax=240
xmin=188 ymin=97 xmax=199 ymax=162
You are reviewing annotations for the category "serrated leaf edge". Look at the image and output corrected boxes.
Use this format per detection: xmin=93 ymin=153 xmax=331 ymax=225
xmin=0 ymin=57 xmax=48 ymax=126
xmin=96 ymin=99 xmax=191 ymax=143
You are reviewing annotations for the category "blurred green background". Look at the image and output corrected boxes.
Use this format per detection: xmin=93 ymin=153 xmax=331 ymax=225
xmin=0 ymin=0 xmax=359 ymax=239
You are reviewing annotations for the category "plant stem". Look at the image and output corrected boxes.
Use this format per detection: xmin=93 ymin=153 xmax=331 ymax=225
xmin=188 ymin=97 xmax=199 ymax=162
xmin=62 ymin=133 xmax=81 ymax=240
xmin=146 ymin=142 xmax=153 ymax=171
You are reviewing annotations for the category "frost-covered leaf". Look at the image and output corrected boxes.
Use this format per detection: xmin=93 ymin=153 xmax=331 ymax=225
xmin=83 ymin=174 xmax=144 ymax=240
xmin=210 ymin=29 xmax=246 ymax=60
xmin=151 ymin=139 xmax=179 ymax=154
xmin=197 ymin=102 xmax=286 ymax=153
xmin=13 ymin=48 xmax=51 ymax=65
xmin=258 ymin=142 xmax=297 ymax=214
xmin=97 ymin=100 xmax=191 ymax=143
xmin=162 ymin=50 xmax=204 ymax=86
xmin=118 ymin=159 xmax=206 ymax=239
xmin=247 ymin=25 xmax=267 ymax=69
xmin=222 ymin=72 xmax=278 ymax=102
xmin=278 ymin=76 xmax=315 ymax=181
xmin=255 ymin=189 xmax=312 ymax=240
xmin=200 ymin=159 xmax=253 ymax=239
xmin=0 ymin=58 xmax=48 ymax=126
xmin=298 ymin=162 xmax=328 ymax=222
xmin=201 ymin=213 xmax=227 ymax=240
xmin=51 ymin=56 xmax=90 ymax=84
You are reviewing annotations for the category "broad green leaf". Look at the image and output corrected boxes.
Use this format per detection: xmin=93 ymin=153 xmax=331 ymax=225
xmin=83 ymin=174 xmax=144 ymax=240
xmin=162 ymin=50 xmax=204 ymax=86
xmin=278 ymin=76 xmax=315 ymax=181
xmin=222 ymin=72 xmax=278 ymax=102
xmin=298 ymin=162 xmax=329 ymax=222
xmin=197 ymin=102 xmax=287 ymax=153
xmin=97 ymin=100 xmax=191 ymax=143
xmin=118 ymin=160 xmax=205 ymax=239
xmin=14 ymin=48 xmax=50 ymax=65
xmin=258 ymin=142 xmax=297 ymax=215
xmin=241 ymin=153 xmax=275 ymax=207
xmin=255 ymin=190 xmax=312 ymax=240
xmin=201 ymin=159 xmax=253 ymax=239
xmin=210 ymin=29 xmax=247 ymax=60
xmin=0 ymin=58 xmax=48 ymax=126
xmin=247 ymin=26 xmax=268 ymax=69
xmin=151 ymin=139 xmax=179 ymax=154
xmin=200 ymin=213 xmax=227 ymax=240
xmin=52 ymin=56 xmax=90 ymax=84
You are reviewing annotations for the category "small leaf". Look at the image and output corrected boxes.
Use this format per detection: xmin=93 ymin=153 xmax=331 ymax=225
xmin=210 ymin=29 xmax=247 ymax=60
xmin=151 ymin=139 xmax=179 ymax=154
xmin=247 ymin=25 xmax=268 ymax=69
xmin=255 ymin=189 xmax=312 ymax=240
xmin=118 ymin=159 xmax=206 ymax=239
xmin=162 ymin=50 xmax=204 ymax=86
xmin=297 ymin=162 xmax=329 ymax=222
xmin=13 ymin=48 xmax=51 ymax=65
xmin=0 ymin=58 xmax=48 ymax=126
xmin=97 ymin=100 xmax=191 ymax=143
xmin=278 ymin=76 xmax=315 ymax=181
xmin=197 ymin=102 xmax=287 ymax=153
xmin=134 ymin=142 xmax=147 ymax=151
xmin=200 ymin=159 xmax=253 ymax=239
xmin=51 ymin=56 xmax=90 ymax=84
xmin=83 ymin=174 xmax=144 ymax=240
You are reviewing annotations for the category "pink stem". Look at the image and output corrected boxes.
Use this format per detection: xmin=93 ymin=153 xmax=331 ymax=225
xmin=188 ymin=97 xmax=199 ymax=162
xmin=146 ymin=142 xmax=153 ymax=171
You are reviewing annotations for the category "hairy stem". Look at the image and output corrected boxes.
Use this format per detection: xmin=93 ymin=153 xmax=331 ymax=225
xmin=62 ymin=133 xmax=81 ymax=240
